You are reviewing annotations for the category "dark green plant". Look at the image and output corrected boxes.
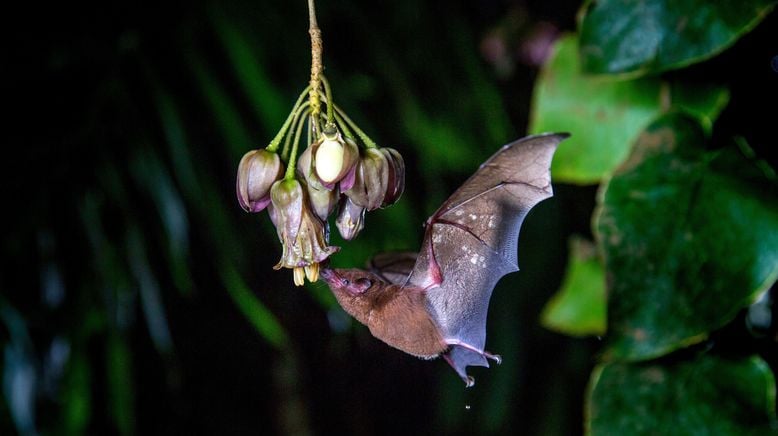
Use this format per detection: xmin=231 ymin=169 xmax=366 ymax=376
xmin=534 ymin=1 xmax=778 ymax=433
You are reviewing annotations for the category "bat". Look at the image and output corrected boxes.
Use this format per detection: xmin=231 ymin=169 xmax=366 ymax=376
xmin=320 ymin=133 xmax=568 ymax=386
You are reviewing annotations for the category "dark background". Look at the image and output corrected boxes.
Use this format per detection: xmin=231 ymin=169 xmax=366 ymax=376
xmin=2 ymin=0 xmax=776 ymax=434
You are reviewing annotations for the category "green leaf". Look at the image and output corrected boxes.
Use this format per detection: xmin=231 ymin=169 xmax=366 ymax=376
xmin=579 ymin=0 xmax=777 ymax=76
xmin=61 ymin=354 xmax=91 ymax=434
xmin=211 ymin=12 xmax=287 ymax=130
xmin=107 ymin=333 xmax=135 ymax=436
xmin=596 ymin=113 xmax=778 ymax=360
xmin=188 ymin=51 xmax=253 ymax=160
xmin=531 ymin=35 xmax=732 ymax=184
xmin=669 ymin=82 xmax=730 ymax=133
xmin=541 ymin=236 xmax=607 ymax=337
xmin=220 ymin=264 xmax=290 ymax=350
xmin=586 ymin=355 xmax=778 ymax=435
xmin=530 ymin=34 xmax=663 ymax=184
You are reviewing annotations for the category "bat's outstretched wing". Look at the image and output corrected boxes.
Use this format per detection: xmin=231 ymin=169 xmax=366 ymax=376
xmin=406 ymin=133 xmax=568 ymax=384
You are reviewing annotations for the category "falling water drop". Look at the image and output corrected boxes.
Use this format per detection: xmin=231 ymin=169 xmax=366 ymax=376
xmin=465 ymin=404 xmax=471 ymax=410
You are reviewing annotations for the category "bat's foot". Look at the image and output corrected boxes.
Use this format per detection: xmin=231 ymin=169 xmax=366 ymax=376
xmin=445 ymin=339 xmax=502 ymax=364
xmin=485 ymin=351 xmax=502 ymax=365
xmin=443 ymin=353 xmax=477 ymax=387
xmin=443 ymin=339 xmax=503 ymax=387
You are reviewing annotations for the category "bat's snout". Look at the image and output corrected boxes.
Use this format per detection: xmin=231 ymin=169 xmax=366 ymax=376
xmin=320 ymin=268 xmax=353 ymax=293
xmin=319 ymin=268 xmax=335 ymax=280
xmin=319 ymin=267 xmax=337 ymax=282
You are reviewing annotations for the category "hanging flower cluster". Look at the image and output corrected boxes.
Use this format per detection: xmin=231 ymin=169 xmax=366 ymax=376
xmin=236 ymin=78 xmax=405 ymax=286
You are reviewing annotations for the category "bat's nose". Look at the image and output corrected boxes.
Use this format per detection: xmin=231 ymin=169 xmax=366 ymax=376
xmin=320 ymin=268 xmax=334 ymax=280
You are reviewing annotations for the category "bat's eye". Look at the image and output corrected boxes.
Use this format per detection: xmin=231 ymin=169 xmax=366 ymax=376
xmin=342 ymin=279 xmax=350 ymax=286
xmin=354 ymin=278 xmax=372 ymax=293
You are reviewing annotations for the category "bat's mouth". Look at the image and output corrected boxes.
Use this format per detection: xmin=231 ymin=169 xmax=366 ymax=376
xmin=319 ymin=267 xmax=339 ymax=283
xmin=320 ymin=268 xmax=331 ymax=278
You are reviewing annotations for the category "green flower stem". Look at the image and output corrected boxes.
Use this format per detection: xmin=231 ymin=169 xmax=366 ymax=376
xmin=320 ymin=75 xmax=335 ymax=123
xmin=285 ymin=107 xmax=311 ymax=180
xmin=282 ymin=101 xmax=311 ymax=161
xmin=333 ymin=111 xmax=355 ymax=140
xmin=267 ymin=86 xmax=310 ymax=153
xmin=334 ymin=103 xmax=378 ymax=148
xmin=307 ymin=115 xmax=312 ymax=150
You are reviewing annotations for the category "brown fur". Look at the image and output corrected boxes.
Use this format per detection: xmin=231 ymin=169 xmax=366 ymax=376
xmin=325 ymin=269 xmax=446 ymax=358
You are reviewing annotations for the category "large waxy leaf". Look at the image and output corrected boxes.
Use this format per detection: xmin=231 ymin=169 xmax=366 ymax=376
xmin=530 ymin=34 xmax=662 ymax=184
xmin=541 ymin=236 xmax=606 ymax=337
xmin=530 ymin=35 xmax=729 ymax=184
xmin=587 ymin=355 xmax=778 ymax=435
xmin=596 ymin=113 xmax=778 ymax=360
xmin=579 ymin=0 xmax=777 ymax=76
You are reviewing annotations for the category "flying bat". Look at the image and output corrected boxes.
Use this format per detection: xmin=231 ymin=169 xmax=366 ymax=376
xmin=320 ymin=133 xmax=568 ymax=386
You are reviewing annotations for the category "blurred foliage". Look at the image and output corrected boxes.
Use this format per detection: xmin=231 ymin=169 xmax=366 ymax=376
xmin=541 ymin=237 xmax=606 ymax=337
xmin=2 ymin=0 xmax=776 ymax=435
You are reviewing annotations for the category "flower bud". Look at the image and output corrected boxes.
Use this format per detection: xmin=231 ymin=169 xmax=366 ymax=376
xmin=379 ymin=147 xmax=405 ymax=207
xmin=236 ymin=149 xmax=284 ymax=212
xmin=335 ymin=197 xmax=366 ymax=241
xmin=270 ymin=178 xmax=339 ymax=282
xmin=307 ymin=183 xmax=339 ymax=221
xmin=345 ymin=148 xmax=389 ymax=211
xmin=297 ymin=147 xmax=339 ymax=220
xmin=296 ymin=144 xmax=316 ymax=184
xmin=312 ymin=129 xmax=358 ymax=189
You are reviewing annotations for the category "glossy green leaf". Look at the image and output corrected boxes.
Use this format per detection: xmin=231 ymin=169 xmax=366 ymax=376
xmin=669 ymin=82 xmax=730 ymax=133
xmin=597 ymin=113 xmax=778 ymax=360
xmin=530 ymin=34 xmax=663 ymax=184
xmin=531 ymin=35 xmax=731 ymax=184
xmin=541 ymin=236 xmax=606 ymax=337
xmin=579 ymin=0 xmax=777 ymax=76
xmin=587 ymin=355 xmax=778 ymax=435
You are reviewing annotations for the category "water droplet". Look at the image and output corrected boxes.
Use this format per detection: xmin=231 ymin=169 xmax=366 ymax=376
xmin=465 ymin=404 xmax=471 ymax=410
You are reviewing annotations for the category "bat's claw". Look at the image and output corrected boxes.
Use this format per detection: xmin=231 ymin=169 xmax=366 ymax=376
xmin=445 ymin=339 xmax=503 ymax=365
xmin=465 ymin=375 xmax=475 ymax=388
xmin=488 ymin=353 xmax=502 ymax=365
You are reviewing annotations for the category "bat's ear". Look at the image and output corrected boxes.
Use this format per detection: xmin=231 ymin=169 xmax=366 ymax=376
xmin=353 ymin=278 xmax=373 ymax=293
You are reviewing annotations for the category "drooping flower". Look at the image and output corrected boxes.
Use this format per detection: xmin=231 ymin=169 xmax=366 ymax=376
xmin=345 ymin=148 xmax=389 ymax=211
xmin=297 ymin=145 xmax=340 ymax=221
xmin=269 ymin=178 xmax=339 ymax=285
xmin=378 ymin=147 xmax=405 ymax=207
xmin=236 ymin=149 xmax=284 ymax=212
xmin=311 ymin=127 xmax=359 ymax=190
xmin=335 ymin=196 xmax=366 ymax=240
